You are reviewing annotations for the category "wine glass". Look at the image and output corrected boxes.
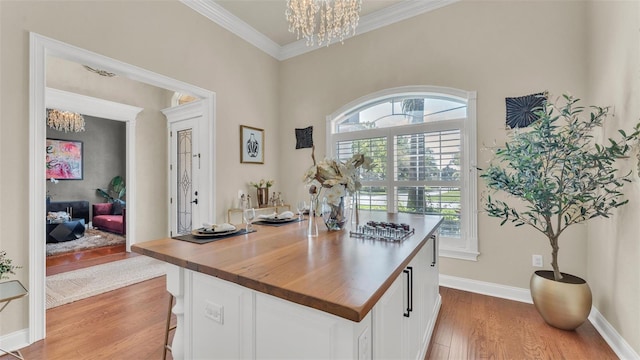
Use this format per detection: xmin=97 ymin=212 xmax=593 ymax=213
xmin=243 ymin=208 xmax=255 ymax=232
xmin=296 ymin=200 xmax=306 ymax=221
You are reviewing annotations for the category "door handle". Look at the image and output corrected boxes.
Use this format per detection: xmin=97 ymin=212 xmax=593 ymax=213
xmin=430 ymin=234 xmax=437 ymax=267
xmin=191 ymin=198 xmax=198 ymax=204
xmin=403 ymin=269 xmax=411 ymax=317
xmin=407 ymin=266 xmax=413 ymax=313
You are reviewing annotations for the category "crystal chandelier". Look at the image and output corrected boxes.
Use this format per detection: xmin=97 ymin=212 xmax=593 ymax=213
xmin=47 ymin=109 xmax=86 ymax=133
xmin=286 ymin=0 xmax=362 ymax=47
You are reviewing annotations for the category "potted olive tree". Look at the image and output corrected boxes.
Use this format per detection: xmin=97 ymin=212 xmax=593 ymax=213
xmin=481 ymin=94 xmax=640 ymax=330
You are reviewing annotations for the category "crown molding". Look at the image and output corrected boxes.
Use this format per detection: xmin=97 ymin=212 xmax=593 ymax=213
xmin=182 ymin=0 xmax=459 ymax=61
xmin=180 ymin=0 xmax=281 ymax=59
xmin=281 ymin=0 xmax=459 ymax=60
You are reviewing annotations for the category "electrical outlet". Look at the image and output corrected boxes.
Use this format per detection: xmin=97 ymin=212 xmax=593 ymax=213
xmin=532 ymin=254 xmax=543 ymax=267
xmin=204 ymin=301 xmax=223 ymax=324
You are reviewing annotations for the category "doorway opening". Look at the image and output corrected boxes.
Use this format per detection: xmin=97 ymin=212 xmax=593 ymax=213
xmin=29 ymin=33 xmax=216 ymax=343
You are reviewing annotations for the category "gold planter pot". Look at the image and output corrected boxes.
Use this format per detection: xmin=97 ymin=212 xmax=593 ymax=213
xmin=530 ymin=270 xmax=592 ymax=330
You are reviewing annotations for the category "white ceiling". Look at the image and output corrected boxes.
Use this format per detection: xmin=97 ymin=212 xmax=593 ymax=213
xmin=215 ymin=0 xmax=404 ymax=46
xmin=181 ymin=0 xmax=458 ymax=60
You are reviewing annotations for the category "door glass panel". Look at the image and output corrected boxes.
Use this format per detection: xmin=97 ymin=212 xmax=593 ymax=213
xmin=177 ymin=129 xmax=193 ymax=234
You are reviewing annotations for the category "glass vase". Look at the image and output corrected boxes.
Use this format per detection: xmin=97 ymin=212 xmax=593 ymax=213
xmin=322 ymin=196 xmax=350 ymax=231
xmin=307 ymin=195 xmax=318 ymax=237
xmin=349 ymin=191 xmax=360 ymax=226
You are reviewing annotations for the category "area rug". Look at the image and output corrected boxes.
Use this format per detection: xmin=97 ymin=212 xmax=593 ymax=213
xmin=46 ymin=256 xmax=166 ymax=309
xmin=46 ymin=228 xmax=125 ymax=257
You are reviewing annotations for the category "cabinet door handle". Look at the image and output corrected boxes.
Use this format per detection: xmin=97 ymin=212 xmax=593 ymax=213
xmin=403 ymin=269 xmax=411 ymax=317
xmin=430 ymin=234 xmax=437 ymax=267
xmin=407 ymin=266 xmax=413 ymax=313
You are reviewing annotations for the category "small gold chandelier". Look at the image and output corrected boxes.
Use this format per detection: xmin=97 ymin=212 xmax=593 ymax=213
xmin=286 ymin=0 xmax=362 ymax=47
xmin=47 ymin=109 xmax=85 ymax=133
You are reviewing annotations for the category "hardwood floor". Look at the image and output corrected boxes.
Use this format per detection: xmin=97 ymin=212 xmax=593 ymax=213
xmin=3 ymin=276 xmax=173 ymax=360
xmin=46 ymin=244 xmax=127 ymax=276
xmin=426 ymin=287 xmax=618 ymax=360
xmin=4 ymin=271 xmax=616 ymax=359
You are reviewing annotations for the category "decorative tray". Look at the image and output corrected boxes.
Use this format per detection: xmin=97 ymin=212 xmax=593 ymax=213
xmin=349 ymin=221 xmax=414 ymax=242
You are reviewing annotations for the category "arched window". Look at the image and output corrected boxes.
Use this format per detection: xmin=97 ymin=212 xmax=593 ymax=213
xmin=328 ymin=86 xmax=478 ymax=260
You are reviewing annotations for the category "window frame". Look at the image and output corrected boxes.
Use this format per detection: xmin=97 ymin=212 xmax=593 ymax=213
xmin=327 ymin=86 xmax=479 ymax=261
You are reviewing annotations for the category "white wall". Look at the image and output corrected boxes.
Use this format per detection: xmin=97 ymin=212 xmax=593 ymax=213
xmin=0 ymin=0 xmax=279 ymax=335
xmin=586 ymin=1 xmax=640 ymax=355
xmin=279 ymin=0 xmax=589 ymax=289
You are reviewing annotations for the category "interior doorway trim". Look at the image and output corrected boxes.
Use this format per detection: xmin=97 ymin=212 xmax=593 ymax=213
xmin=47 ymin=88 xmax=143 ymax=121
xmin=29 ymin=32 xmax=216 ymax=343
xmin=46 ymin=87 xmax=143 ymax=251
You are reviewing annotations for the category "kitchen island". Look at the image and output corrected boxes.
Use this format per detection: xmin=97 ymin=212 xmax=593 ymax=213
xmin=132 ymin=213 xmax=442 ymax=359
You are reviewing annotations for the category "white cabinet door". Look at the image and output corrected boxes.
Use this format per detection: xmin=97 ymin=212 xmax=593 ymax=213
xmin=373 ymin=270 xmax=409 ymax=359
xmin=424 ymin=234 xmax=439 ymax=324
xmin=373 ymin=239 xmax=439 ymax=360
xmin=407 ymin=246 xmax=428 ymax=360
xmin=189 ymin=271 xmax=254 ymax=359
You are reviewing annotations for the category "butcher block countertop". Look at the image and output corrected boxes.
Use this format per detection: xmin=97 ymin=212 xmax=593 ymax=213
xmin=132 ymin=212 xmax=442 ymax=322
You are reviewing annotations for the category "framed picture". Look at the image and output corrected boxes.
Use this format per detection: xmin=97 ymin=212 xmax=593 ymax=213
xmin=240 ymin=125 xmax=264 ymax=164
xmin=505 ymin=92 xmax=547 ymax=129
xmin=46 ymin=138 xmax=83 ymax=180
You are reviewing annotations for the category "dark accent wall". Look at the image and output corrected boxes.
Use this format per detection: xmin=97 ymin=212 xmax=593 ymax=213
xmin=46 ymin=115 xmax=126 ymax=207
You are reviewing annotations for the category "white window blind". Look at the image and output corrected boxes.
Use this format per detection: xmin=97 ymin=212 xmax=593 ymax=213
xmin=329 ymin=86 xmax=478 ymax=261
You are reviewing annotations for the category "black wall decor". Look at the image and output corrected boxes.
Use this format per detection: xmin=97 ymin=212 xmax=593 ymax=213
xmin=505 ymin=92 xmax=547 ymax=129
xmin=295 ymin=126 xmax=314 ymax=149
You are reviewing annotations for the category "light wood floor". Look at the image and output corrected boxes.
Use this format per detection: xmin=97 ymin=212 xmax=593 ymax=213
xmin=426 ymin=287 xmax=617 ymax=360
xmin=4 ymin=258 xmax=617 ymax=359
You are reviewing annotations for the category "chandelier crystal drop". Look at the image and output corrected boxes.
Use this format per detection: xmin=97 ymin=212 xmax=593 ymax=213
xmin=47 ymin=109 xmax=86 ymax=133
xmin=286 ymin=0 xmax=362 ymax=47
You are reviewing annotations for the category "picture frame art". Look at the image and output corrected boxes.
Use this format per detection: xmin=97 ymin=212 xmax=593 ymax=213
xmin=295 ymin=126 xmax=314 ymax=149
xmin=46 ymin=138 xmax=83 ymax=180
xmin=505 ymin=92 xmax=547 ymax=129
xmin=240 ymin=125 xmax=264 ymax=164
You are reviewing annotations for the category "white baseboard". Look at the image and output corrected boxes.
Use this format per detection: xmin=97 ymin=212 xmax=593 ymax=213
xmin=439 ymin=274 xmax=639 ymax=360
xmin=589 ymin=307 xmax=640 ymax=360
xmin=439 ymin=274 xmax=533 ymax=304
xmin=0 ymin=328 xmax=29 ymax=356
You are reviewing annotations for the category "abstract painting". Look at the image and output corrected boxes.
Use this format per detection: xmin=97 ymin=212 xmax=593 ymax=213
xmin=505 ymin=92 xmax=547 ymax=129
xmin=295 ymin=126 xmax=314 ymax=149
xmin=46 ymin=139 xmax=83 ymax=180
